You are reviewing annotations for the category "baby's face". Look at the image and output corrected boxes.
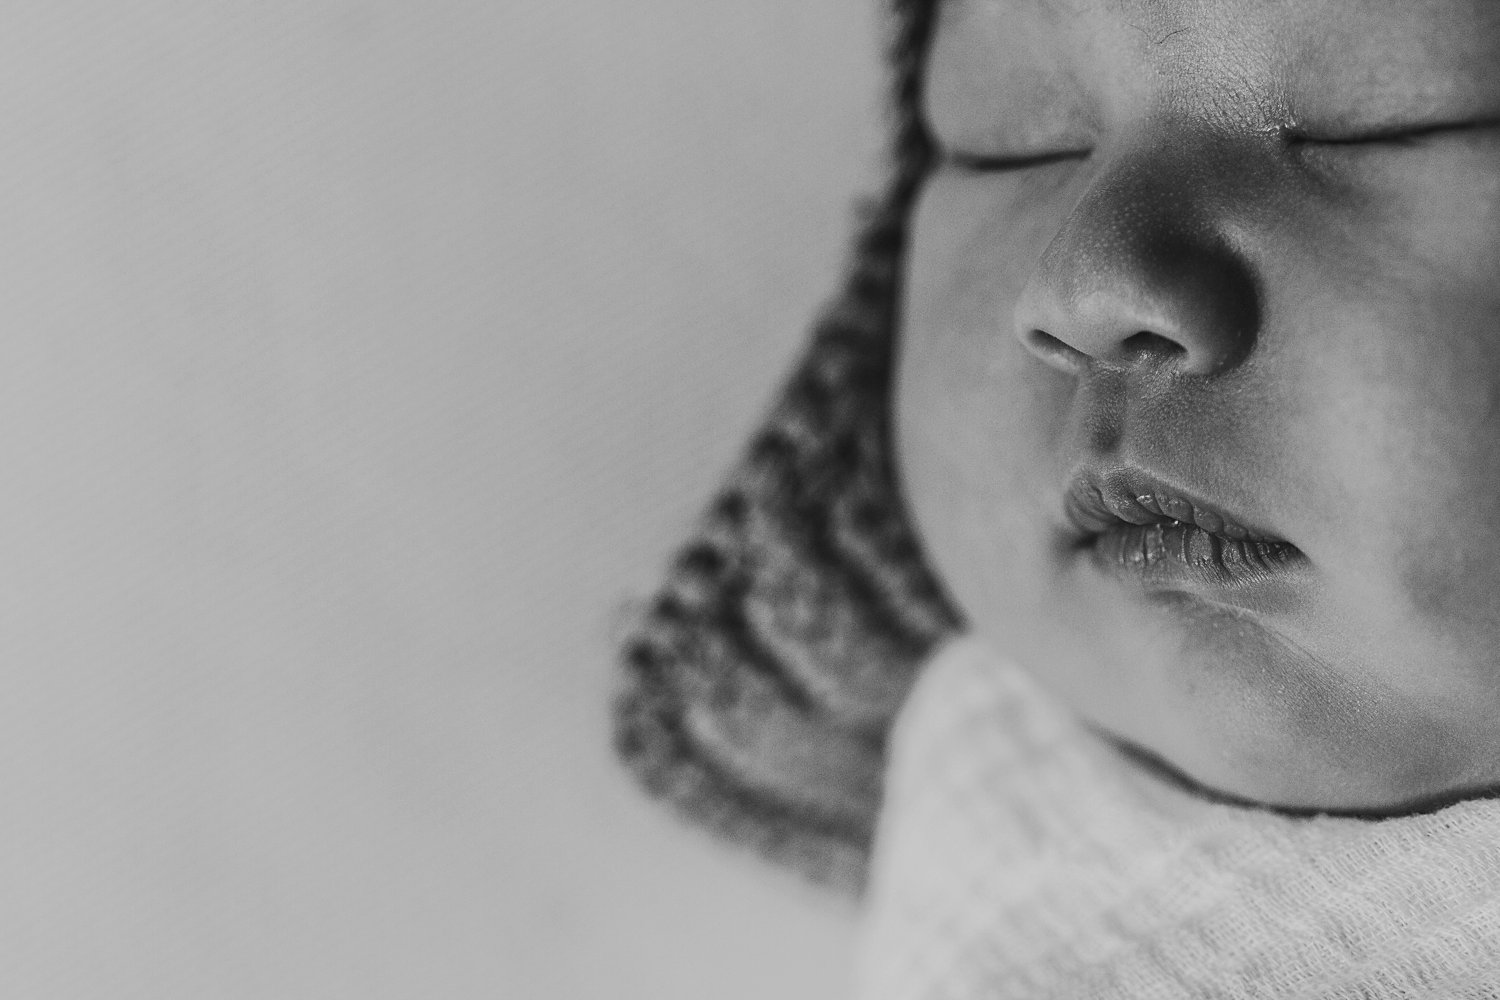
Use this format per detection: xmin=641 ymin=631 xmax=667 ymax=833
xmin=898 ymin=0 xmax=1500 ymax=810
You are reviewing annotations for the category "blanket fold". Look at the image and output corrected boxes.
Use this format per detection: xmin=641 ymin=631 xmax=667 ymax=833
xmin=859 ymin=636 xmax=1500 ymax=999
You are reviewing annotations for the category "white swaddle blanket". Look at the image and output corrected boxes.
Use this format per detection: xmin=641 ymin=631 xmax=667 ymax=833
xmin=857 ymin=636 xmax=1500 ymax=999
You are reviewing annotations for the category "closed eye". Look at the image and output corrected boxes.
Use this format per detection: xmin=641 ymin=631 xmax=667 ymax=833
xmin=944 ymin=148 xmax=1092 ymax=172
xmin=1289 ymin=118 xmax=1500 ymax=147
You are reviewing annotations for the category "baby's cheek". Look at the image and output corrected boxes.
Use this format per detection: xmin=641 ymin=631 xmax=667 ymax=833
xmin=1360 ymin=380 xmax=1500 ymax=639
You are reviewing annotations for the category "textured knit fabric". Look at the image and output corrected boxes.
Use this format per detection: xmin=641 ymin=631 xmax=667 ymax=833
xmin=611 ymin=0 xmax=952 ymax=892
xmin=858 ymin=636 xmax=1500 ymax=999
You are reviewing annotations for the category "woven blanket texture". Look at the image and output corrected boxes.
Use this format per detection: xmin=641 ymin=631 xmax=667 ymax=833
xmin=858 ymin=636 xmax=1500 ymax=999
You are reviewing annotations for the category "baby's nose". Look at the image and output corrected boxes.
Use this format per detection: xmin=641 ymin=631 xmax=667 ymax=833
xmin=1013 ymin=162 xmax=1259 ymax=378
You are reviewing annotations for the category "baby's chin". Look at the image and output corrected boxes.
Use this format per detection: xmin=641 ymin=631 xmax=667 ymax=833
xmin=982 ymin=597 xmax=1500 ymax=817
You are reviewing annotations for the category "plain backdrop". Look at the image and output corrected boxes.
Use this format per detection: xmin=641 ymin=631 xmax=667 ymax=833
xmin=0 ymin=2 xmax=886 ymax=997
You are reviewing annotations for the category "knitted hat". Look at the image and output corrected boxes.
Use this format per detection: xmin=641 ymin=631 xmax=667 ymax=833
xmin=612 ymin=0 xmax=958 ymax=892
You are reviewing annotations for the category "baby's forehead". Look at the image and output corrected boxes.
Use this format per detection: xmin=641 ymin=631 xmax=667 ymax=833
xmin=930 ymin=0 xmax=1500 ymax=128
xmin=939 ymin=0 xmax=1497 ymax=23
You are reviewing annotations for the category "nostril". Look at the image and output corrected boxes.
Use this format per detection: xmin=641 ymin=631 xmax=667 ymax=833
xmin=1121 ymin=331 xmax=1187 ymax=360
xmin=1023 ymin=329 xmax=1090 ymax=373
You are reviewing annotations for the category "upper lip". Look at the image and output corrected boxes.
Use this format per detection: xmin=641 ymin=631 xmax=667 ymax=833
xmin=1063 ymin=466 xmax=1290 ymax=546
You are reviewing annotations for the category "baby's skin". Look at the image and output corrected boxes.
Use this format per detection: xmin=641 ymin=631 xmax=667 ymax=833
xmin=898 ymin=0 xmax=1500 ymax=811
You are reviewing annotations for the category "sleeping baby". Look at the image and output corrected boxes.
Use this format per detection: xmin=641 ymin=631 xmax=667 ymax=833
xmin=616 ymin=0 xmax=1500 ymax=994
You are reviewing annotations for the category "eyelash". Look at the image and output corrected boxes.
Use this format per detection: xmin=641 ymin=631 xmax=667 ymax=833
xmin=943 ymin=148 xmax=1092 ymax=173
xmin=936 ymin=119 xmax=1497 ymax=174
xmin=1287 ymin=119 xmax=1499 ymax=148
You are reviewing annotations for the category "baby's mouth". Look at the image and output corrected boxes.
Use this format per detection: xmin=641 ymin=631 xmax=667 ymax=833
xmin=1064 ymin=469 xmax=1307 ymax=589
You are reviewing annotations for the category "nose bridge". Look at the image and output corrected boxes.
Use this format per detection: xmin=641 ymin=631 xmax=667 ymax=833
xmin=1015 ymin=140 xmax=1260 ymax=378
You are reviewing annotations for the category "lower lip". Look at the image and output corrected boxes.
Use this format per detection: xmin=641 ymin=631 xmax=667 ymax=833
xmin=1086 ymin=521 xmax=1306 ymax=594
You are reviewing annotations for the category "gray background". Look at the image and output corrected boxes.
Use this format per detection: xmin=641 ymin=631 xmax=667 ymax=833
xmin=2 ymin=1 xmax=885 ymax=996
